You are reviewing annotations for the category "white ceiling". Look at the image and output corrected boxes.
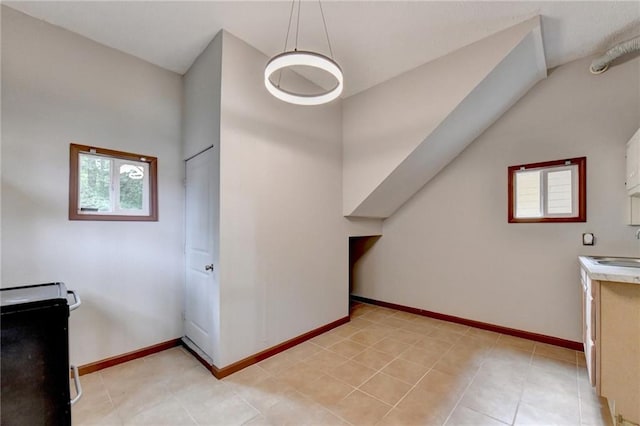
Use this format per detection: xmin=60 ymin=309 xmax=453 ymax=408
xmin=5 ymin=1 xmax=639 ymax=98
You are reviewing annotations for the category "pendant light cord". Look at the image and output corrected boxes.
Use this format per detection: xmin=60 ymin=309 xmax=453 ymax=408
xmin=278 ymin=0 xmax=297 ymax=88
xmin=295 ymin=0 xmax=301 ymax=51
xmin=282 ymin=0 xmax=295 ymax=52
xmin=318 ymin=0 xmax=334 ymax=59
xmin=283 ymin=0 xmax=331 ymax=56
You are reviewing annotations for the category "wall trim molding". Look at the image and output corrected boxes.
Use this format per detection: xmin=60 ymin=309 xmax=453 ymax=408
xmin=75 ymin=297 xmax=581 ymax=378
xmin=182 ymin=316 xmax=350 ymax=379
xmin=76 ymin=316 xmax=350 ymax=379
xmin=77 ymin=338 xmax=181 ymax=375
xmin=351 ymin=295 xmax=583 ymax=351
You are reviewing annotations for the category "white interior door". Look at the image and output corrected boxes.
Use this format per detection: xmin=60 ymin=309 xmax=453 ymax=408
xmin=184 ymin=148 xmax=215 ymax=358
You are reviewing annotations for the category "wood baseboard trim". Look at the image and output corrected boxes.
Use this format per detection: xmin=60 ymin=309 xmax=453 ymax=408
xmin=180 ymin=339 xmax=213 ymax=373
xmin=77 ymin=338 xmax=181 ymax=376
xmin=182 ymin=316 xmax=350 ymax=379
xmin=351 ymin=295 xmax=583 ymax=351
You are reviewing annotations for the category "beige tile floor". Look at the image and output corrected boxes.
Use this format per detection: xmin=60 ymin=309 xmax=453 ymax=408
xmin=72 ymin=303 xmax=613 ymax=425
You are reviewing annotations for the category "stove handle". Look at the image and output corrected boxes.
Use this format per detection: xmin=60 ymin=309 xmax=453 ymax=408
xmin=70 ymin=364 xmax=82 ymax=405
xmin=68 ymin=290 xmax=81 ymax=311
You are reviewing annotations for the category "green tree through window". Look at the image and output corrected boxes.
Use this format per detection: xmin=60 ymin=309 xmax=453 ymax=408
xmin=119 ymin=165 xmax=144 ymax=210
xmin=79 ymin=156 xmax=111 ymax=211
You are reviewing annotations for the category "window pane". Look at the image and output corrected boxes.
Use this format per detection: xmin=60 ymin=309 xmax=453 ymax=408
xmin=119 ymin=163 xmax=145 ymax=210
xmin=547 ymin=169 xmax=573 ymax=214
xmin=79 ymin=154 xmax=112 ymax=212
xmin=515 ymin=170 xmax=541 ymax=218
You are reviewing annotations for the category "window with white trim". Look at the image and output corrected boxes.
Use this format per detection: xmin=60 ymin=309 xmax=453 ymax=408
xmin=508 ymin=157 xmax=586 ymax=223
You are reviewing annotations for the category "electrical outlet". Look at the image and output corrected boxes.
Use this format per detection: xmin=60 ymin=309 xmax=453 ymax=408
xmin=583 ymin=233 xmax=595 ymax=246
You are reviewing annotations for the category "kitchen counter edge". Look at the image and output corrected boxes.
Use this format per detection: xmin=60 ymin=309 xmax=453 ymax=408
xmin=579 ymin=256 xmax=640 ymax=284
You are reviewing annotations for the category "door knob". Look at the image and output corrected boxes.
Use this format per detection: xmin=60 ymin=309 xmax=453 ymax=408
xmin=205 ymin=264 xmax=214 ymax=271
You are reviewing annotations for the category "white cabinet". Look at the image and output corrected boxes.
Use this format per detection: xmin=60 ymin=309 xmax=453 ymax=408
xmin=580 ymin=266 xmax=598 ymax=386
xmin=626 ymin=129 xmax=640 ymax=224
xmin=626 ymin=128 xmax=640 ymax=196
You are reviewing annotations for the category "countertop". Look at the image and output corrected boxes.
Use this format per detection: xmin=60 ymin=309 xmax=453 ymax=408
xmin=579 ymin=256 xmax=640 ymax=284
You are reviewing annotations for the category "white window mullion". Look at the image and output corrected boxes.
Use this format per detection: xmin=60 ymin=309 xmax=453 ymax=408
xmin=111 ymin=159 xmax=119 ymax=214
xmin=541 ymin=170 xmax=548 ymax=217
xmin=142 ymin=163 xmax=149 ymax=215
xmin=77 ymin=159 xmax=83 ymax=212
xmin=572 ymin=167 xmax=579 ymax=216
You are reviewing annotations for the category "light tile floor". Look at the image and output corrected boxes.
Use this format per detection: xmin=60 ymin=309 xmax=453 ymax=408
xmin=72 ymin=303 xmax=613 ymax=425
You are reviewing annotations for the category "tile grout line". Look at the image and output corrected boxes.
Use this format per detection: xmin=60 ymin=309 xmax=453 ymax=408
xmin=97 ymin=370 xmax=115 ymax=406
xmin=508 ymin=344 xmax=535 ymax=426
xmin=354 ymin=305 xmax=508 ymax=423
xmin=375 ymin=331 xmax=462 ymax=423
xmin=439 ymin=339 xmax=502 ymax=426
xmin=162 ymin=364 xmax=208 ymax=426
xmin=304 ymin=305 xmax=585 ymax=425
xmin=171 ymin=392 xmax=203 ymax=426
xmin=322 ymin=337 xmax=409 ymax=421
xmin=100 ymin=355 xmax=187 ymax=425
xmin=225 ymin=381 xmax=277 ymax=426
xmin=350 ymin=329 xmax=416 ymax=422
xmin=461 ymin=406 xmax=512 ymax=425
xmin=575 ymin=351 xmax=585 ymax=426
xmin=97 ymin=370 xmax=129 ymax=425
xmin=337 ymin=306 xmax=564 ymax=424
xmin=315 ymin=314 xmax=455 ymax=423
xmin=267 ymin=368 xmax=357 ymax=426
xmin=252 ymin=345 xmax=358 ymax=426
xmin=142 ymin=356 xmax=203 ymax=425
xmin=450 ymin=334 xmax=538 ymax=425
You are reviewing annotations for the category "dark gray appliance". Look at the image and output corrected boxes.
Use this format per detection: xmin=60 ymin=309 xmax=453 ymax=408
xmin=1 ymin=282 xmax=82 ymax=426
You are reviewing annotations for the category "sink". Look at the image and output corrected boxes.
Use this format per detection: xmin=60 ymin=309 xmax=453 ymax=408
xmin=591 ymin=257 xmax=640 ymax=268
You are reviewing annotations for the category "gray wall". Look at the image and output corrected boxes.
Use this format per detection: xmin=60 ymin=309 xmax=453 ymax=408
xmin=353 ymin=55 xmax=640 ymax=342
xmin=1 ymin=7 xmax=184 ymax=365
xmin=218 ymin=32 xmax=348 ymax=367
xmin=183 ymin=32 xmax=222 ymax=161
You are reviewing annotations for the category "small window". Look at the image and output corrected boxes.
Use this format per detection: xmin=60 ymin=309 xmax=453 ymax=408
xmin=69 ymin=144 xmax=158 ymax=221
xmin=508 ymin=157 xmax=586 ymax=223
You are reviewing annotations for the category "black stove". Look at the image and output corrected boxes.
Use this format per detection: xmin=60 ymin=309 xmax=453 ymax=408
xmin=1 ymin=282 xmax=82 ymax=426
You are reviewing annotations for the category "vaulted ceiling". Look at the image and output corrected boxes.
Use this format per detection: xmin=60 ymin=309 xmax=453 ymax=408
xmin=5 ymin=1 xmax=639 ymax=97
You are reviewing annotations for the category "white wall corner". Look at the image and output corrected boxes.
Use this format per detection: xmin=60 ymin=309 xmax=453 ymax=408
xmin=343 ymin=16 xmax=548 ymax=219
xmin=345 ymin=217 xmax=383 ymax=237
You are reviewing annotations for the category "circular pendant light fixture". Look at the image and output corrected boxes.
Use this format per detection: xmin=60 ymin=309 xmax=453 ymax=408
xmin=265 ymin=0 xmax=343 ymax=106
xmin=264 ymin=51 xmax=343 ymax=106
